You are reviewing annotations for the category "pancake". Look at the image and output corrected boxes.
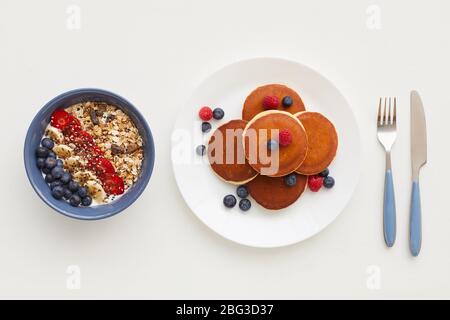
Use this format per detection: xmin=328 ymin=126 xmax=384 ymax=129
xmin=247 ymin=174 xmax=308 ymax=210
xmin=242 ymin=84 xmax=305 ymax=121
xmin=208 ymin=120 xmax=258 ymax=185
xmin=243 ymin=110 xmax=308 ymax=177
xmin=295 ymin=111 xmax=338 ymax=175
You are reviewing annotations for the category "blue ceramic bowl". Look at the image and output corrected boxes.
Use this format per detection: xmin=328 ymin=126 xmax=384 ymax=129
xmin=24 ymin=88 xmax=155 ymax=220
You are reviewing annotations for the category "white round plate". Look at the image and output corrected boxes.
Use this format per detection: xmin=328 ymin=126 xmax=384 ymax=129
xmin=171 ymin=57 xmax=361 ymax=248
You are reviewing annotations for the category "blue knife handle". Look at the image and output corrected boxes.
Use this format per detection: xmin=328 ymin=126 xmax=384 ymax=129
xmin=410 ymin=181 xmax=422 ymax=257
xmin=383 ymin=170 xmax=396 ymax=247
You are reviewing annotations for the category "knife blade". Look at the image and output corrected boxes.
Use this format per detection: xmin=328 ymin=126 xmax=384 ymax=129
xmin=411 ymin=91 xmax=428 ymax=179
xmin=410 ymin=90 xmax=427 ymax=257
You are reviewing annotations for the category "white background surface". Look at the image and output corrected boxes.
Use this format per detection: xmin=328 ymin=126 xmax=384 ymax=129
xmin=0 ymin=0 xmax=448 ymax=299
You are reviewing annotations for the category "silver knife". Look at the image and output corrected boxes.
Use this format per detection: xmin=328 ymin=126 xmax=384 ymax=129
xmin=410 ymin=90 xmax=427 ymax=257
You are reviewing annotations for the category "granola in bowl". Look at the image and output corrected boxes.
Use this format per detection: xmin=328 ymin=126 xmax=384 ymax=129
xmin=39 ymin=101 xmax=144 ymax=207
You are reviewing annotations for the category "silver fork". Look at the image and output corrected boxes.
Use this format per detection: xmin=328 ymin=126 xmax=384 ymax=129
xmin=377 ymin=97 xmax=397 ymax=248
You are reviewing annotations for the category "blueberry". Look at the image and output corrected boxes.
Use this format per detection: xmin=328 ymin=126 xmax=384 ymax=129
xmin=239 ymin=199 xmax=251 ymax=212
xmin=44 ymin=157 xmax=57 ymax=169
xmin=51 ymin=166 xmax=64 ymax=179
xmin=68 ymin=181 xmax=80 ymax=192
xmin=36 ymin=147 xmax=49 ymax=158
xmin=319 ymin=168 xmax=329 ymax=178
xmin=223 ymin=195 xmax=237 ymax=208
xmin=50 ymin=180 xmax=63 ymax=189
xmin=282 ymin=96 xmax=293 ymax=107
xmin=51 ymin=186 xmax=64 ymax=200
xmin=213 ymin=108 xmax=225 ymax=120
xmin=60 ymin=172 xmax=71 ymax=184
xmin=284 ymin=173 xmax=297 ymax=187
xmin=56 ymin=159 xmax=64 ymax=167
xmin=41 ymin=138 xmax=54 ymax=150
xmin=69 ymin=194 xmax=81 ymax=207
xmin=201 ymin=122 xmax=212 ymax=133
xmin=81 ymin=196 xmax=93 ymax=207
xmin=63 ymin=188 xmax=72 ymax=200
xmin=196 ymin=145 xmax=206 ymax=156
xmin=47 ymin=151 xmax=56 ymax=159
xmin=37 ymin=158 xmax=46 ymax=169
xmin=42 ymin=167 xmax=51 ymax=174
xmin=267 ymin=139 xmax=278 ymax=151
xmin=323 ymin=176 xmax=335 ymax=189
xmin=45 ymin=174 xmax=55 ymax=183
xmin=77 ymin=187 xmax=88 ymax=198
xmin=236 ymin=185 xmax=249 ymax=198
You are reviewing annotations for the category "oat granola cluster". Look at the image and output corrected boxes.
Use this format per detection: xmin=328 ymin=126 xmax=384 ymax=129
xmin=65 ymin=102 xmax=144 ymax=190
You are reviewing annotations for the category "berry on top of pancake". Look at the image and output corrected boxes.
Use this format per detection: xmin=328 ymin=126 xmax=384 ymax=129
xmin=243 ymin=110 xmax=308 ymax=177
xmin=242 ymin=84 xmax=305 ymax=121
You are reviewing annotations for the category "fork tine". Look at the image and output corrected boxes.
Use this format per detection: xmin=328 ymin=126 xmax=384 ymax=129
xmin=393 ymin=97 xmax=397 ymax=125
xmin=377 ymin=98 xmax=382 ymax=125
xmin=383 ymin=97 xmax=387 ymax=125
xmin=387 ymin=97 xmax=392 ymax=125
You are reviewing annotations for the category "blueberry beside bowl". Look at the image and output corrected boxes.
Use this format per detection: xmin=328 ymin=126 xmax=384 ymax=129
xmin=24 ymin=88 xmax=155 ymax=220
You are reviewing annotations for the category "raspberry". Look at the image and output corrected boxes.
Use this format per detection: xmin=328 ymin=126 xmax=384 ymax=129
xmin=279 ymin=129 xmax=292 ymax=146
xmin=262 ymin=96 xmax=279 ymax=109
xmin=199 ymin=106 xmax=213 ymax=121
xmin=308 ymin=175 xmax=324 ymax=192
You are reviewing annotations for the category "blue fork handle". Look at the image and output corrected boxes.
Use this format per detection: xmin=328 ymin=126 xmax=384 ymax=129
xmin=410 ymin=181 xmax=422 ymax=257
xmin=383 ymin=170 xmax=396 ymax=247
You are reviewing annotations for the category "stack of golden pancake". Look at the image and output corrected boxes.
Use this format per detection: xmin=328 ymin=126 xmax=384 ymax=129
xmin=208 ymin=84 xmax=338 ymax=210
